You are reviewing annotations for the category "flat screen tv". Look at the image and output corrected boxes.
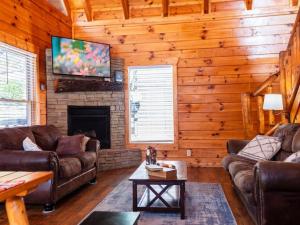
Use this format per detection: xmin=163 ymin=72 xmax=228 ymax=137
xmin=51 ymin=36 xmax=111 ymax=77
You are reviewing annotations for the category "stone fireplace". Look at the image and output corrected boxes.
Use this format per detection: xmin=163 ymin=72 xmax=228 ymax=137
xmin=45 ymin=49 xmax=125 ymax=149
xmin=45 ymin=49 xmax=141 ymax=170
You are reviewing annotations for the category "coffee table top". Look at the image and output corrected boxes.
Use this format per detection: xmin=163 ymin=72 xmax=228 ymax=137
xmin=0 ymin=171 xmax=53 ymax=202
xmin=129 ymin=160 xmax=187 ymax=181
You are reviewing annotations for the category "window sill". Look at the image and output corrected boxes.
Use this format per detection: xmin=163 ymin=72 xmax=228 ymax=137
xmin=126 ymin=142 xmax=178 ymax=151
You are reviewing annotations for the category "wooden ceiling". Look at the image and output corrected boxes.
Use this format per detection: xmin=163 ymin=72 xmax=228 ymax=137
xmin=49 ymin=0 xmax=299 ymax=22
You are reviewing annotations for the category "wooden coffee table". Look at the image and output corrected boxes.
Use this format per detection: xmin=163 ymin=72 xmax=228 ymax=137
xmin=0 ymin=171 xmax=53 ymax=225
xmin=129 ymin=160 xmax=187 ymax=219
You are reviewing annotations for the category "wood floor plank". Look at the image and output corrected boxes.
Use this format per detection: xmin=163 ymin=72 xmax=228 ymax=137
xmin=0 ymin=168 xmax=254 ymax=225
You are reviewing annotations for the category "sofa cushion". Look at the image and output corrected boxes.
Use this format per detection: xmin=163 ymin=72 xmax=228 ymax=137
xmin=31 ymin=125 xmax=61 ymax=150
xmin=18 ymin=127 xmax=36 ymax=143
xmin=222 ymin=154 xmax=257 ymax=170
xmin=234 ymin=170 xmax=254 ymax=193
xmin=228 ymin=161 xmax=254 ymax=178
xmin=273 ymin=123 xmax=300 ymax=153
xmin=0 ymin=127 xmax=35 ymax=150
xmin=56 ymin=135 xmax=84 ymax=156
xmin=273 ymin=149 xmax=292 ymax=161
xmin=292 ymin=128 xmax=300 ymax=153
xmin=59 ymin=157 xmax=82 ymax=179
xmin=74 ymin=152 xmax=96 ymax=170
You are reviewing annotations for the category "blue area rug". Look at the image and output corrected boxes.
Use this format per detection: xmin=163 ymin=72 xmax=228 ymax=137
xmin=93 ymin=181 xmax=237 ymax=225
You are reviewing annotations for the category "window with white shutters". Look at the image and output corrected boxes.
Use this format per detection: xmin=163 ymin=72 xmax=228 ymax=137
xmin=128 ymin=65 xmax=174 ymax=143
xmin=0 ymin=42 xmax=37 ymax=128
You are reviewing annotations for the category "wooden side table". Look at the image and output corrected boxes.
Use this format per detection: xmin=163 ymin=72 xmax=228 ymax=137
xmin=0 ymin=171 xmax=53 ymax=225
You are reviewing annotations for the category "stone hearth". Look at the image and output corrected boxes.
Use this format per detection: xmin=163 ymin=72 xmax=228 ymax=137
xmin=97 ymin=149 xmax=141 ymax=171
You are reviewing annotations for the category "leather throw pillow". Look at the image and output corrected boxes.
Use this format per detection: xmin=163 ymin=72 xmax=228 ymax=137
xmin=238 ymin=135 xmax=282 ymax=161
xmin=56 ymin=135 xmax=84 ymax=156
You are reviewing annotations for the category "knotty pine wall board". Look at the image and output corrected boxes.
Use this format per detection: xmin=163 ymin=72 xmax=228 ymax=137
xmin=73 ymin=1 xmax=297 ymax=167
xmin=280 ymin=8 xmax=300 ymax=123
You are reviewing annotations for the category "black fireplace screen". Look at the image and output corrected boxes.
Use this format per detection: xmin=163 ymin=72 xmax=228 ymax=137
xmin=68 ymin=106 xmax=111 ymax=149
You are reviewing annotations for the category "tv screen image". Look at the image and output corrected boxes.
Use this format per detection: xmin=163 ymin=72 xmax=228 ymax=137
xmin=52 ymin=36 xmax=110 ymax=77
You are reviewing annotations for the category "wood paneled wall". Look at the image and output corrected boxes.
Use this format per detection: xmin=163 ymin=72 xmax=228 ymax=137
xmin=74 ymin=2 xmax=298 ymax=167
xmin=280 ymin=8 xmax=300 ymax=123
xmin=0 ymin=0 xmax=72 ymax=124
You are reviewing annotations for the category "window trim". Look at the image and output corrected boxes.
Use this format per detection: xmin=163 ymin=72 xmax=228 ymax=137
xmin=124 ymin=58 xmax=179 ymax=151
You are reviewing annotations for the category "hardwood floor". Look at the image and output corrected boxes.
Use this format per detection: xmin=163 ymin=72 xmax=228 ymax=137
xmin=0 ymin=167 xmax=254 ymax=225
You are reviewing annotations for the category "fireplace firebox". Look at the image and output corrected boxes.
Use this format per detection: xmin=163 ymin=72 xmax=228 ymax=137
xmin=68 ymin=106 xmax=111 ymax=149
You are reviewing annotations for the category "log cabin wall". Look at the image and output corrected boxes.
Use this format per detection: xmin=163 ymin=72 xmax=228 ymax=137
xmin=73 ymin=0 xmax=299 ymax=167
xmin=279 ymin=8 xmax=300 ymax=123
xmin=0 ymin=0 xmax=72 ymax=124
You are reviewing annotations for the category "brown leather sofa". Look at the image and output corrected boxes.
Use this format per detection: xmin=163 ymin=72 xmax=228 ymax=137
xmin=0 ymin=125 xmax=100 ymax=212
xmin=222 ymin=124 xmax=300 ymax=225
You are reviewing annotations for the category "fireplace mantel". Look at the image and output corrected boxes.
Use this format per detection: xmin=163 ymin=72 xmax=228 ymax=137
xmin=54 ymin=79 xmax=123 ymax=93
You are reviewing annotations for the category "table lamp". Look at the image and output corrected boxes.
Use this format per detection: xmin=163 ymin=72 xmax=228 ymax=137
xmin=263 ymin=93 xmax=283 ymax=126
xmin=263 ymin=94 xmax=283 ymax=111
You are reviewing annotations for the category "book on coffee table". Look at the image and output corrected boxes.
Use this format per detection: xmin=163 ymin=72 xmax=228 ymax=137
xmin=148 ymin=167 xmax=177 ymax=179
xmin=145 ymin=164 xmax=163 ymax=171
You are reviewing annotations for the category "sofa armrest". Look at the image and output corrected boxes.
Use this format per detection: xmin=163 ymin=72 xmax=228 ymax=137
xmin=0 ymin=150 xmax=59 ymax=173
xmin=86 ymin=139 xmax=100 ymax=172
xmin=226 ymin=139 xmax=249 ymax=154
xmin=254 ymin=161 xmax=300 ymax=225
xmin=86 ymin=139 xmax=100 ymax=152
xmin=255 ymin=161 xmax=300 ymax=192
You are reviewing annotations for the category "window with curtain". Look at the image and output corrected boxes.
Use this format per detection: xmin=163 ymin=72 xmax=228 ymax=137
xmin=0 ymin=42 xmax=37 ymax=128
xmin=128 ymin=65 xmax=174 ymax=143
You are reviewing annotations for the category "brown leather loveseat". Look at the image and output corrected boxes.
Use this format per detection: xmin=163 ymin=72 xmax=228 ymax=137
xmin=0 ymin=125 xmax=99 ymax=212
xmin=222 ymin=124 xmax=300 ymax=225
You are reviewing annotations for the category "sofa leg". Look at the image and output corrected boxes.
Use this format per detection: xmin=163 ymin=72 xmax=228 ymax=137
xmin=89 ymin=177 xmax=97 ymax=185
xmin=43 ymin=203 xmax=55 ymax=213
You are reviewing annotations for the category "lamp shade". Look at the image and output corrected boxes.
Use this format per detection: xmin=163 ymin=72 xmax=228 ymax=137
xmin=263 ymin=94 xmax=283 ymax=110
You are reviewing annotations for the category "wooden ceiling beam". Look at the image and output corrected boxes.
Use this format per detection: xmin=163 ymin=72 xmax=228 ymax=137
xmin=84 ymin=0 xmax=92 ymax=21
xmin=290 ymin=0 xmax=299 ymax=6
xmin=162 ymin=0 xmax=169 ymax=17
xmin=121 ymin=0 xmax=130 ymax=20
xmin=245 ymin=0 xmax=253 ymax=10
xmin=63 ymin=0 xmax=71 ymax=17
xmin=203 ymin=0 xmax=209 ymax=14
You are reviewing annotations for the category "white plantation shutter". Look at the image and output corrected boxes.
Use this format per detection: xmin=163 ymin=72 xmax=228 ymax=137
xmin=128 ymin=65 xmax=174 ymax=143
xmin=0 ymin=42 xmax=37 ymax=128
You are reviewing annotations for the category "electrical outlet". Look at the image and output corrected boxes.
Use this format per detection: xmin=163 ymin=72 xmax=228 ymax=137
xmin=187 ymin=149 xmax=192 ymax=157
